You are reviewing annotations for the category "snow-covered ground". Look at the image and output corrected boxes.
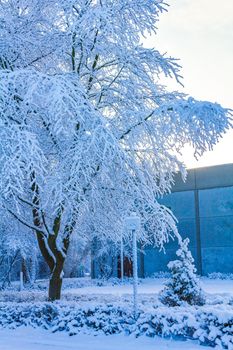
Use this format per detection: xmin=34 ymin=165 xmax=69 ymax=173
xmin=56 ymin=277 xmax=233 ymax=306
xmin=64 ymin=277 xmax=233 ymax=296
xmin=0 ymin=328 xmax=212 ymax=350
xmin=1 ymin=277 xmax=233 ymax=304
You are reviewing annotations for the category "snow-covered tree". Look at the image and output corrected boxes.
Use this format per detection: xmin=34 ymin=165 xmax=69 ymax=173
xmin=0 ymin=210 xmax=38 ymax=288
xmin=63 ymin=232 xmax=91 ymax=278
xmin=0 ymin=0 xmax=232 ymax=300
xmin=159 ymin=238 xmax=205 ymax=306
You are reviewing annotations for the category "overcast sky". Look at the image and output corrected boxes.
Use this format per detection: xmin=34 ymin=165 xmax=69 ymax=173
xmin=150 ymin=0 xmax=233 ymax=168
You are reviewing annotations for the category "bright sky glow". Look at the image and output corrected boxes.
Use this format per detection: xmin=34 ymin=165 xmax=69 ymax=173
xmin=151 ymin=0 xmax=233 ymax=169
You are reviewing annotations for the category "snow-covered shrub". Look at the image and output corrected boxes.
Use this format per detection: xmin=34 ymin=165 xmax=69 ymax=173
xmin=159 ymin=238 xmax=205 ymax=306
xmin=150 ymin=271 xmax=171 ymax=279
xmin=208 ymin=273 xmax=233 ymax=280
xmin=1 ymin=302 xmax=233 ymax=348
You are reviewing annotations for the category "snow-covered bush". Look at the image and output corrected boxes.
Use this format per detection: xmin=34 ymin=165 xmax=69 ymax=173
xmin=208 ymin=273 xmax=233 ymax=280
xmin=1 ymin=302 xmax=233 ymax=348
xmin=159 ymin=238 xmax=205 ymax=306
xmin=150 ymin=271 xmax=171 ymax=279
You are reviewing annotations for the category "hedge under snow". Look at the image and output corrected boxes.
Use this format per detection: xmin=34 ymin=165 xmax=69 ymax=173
xmin=0 ymin=302 xmax=233 ymax=349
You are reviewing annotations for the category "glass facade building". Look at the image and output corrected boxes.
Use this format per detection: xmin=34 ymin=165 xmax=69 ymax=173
xmin=143 ymin=163 xmax=233 ymax=276
xmin=92 ymin=163 xmax=233 ymax=278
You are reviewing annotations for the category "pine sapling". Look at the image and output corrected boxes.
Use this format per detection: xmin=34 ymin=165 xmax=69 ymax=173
xmin=159 ymin=238 xmax=205 ymax=306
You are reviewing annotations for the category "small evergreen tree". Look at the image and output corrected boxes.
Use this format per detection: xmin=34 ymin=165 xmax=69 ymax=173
xmin=159 ymin=238 xmax=205 ymax=306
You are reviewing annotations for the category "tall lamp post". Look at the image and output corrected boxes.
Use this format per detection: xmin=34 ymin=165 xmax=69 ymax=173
xmin=125 ymin=212 xmax=141 ymax=318
xmin=120 ymin=233 xmax=124 ymax=284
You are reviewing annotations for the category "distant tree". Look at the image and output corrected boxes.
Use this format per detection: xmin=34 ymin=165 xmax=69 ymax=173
xmin=0 ymin=0 xmax=232 ymax=300
xmin=159 ymin=238 xmax=205 ymax=306
xmin=0 ymin=211 xmax=38 ymax=288
xmin=63 ymin=233 xmax=91 ymax=278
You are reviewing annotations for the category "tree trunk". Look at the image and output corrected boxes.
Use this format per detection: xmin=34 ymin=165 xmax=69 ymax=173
xmin=22 ymin=258 xmax=31 ymax=284
xmin=31 ymin=174 xmax=72 ymax=301
xmin=48 ymin=256 xmax=65 ymax=301
xmin=49 ymin=277 xmax=63 ymax=301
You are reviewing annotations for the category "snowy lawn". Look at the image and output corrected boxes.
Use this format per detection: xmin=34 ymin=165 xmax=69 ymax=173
xmin=62 ymin=277 xmax=233 ymax=306
xmin=1 ymin=277 xmax=233 ymax=304
xmin=60 ymin=277 xmax=233 ymax=306
xmin=64 ymin=277 xmax=233 ymax=296
xmin=0 ymin=328 xmax=212 ymax=350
